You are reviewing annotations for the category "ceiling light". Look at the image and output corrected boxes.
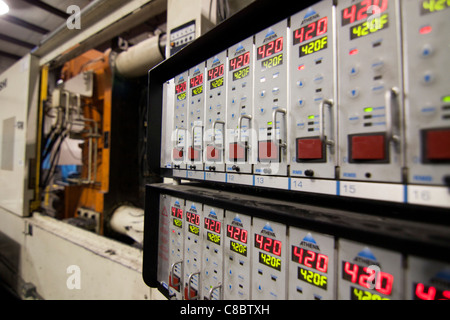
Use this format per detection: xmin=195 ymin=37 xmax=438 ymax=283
xmin=0 ymin=1 xmax=9 ymax=15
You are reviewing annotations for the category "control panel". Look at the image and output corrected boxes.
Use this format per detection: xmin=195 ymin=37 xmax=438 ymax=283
xmin=172 ymin=72 xmax=189 ymax=169
xmin=187 ymin=63 xmax=206 ymax=171
xmin=150 ymin=189 xmax=450 ymax=300
xmin=289 ymin=0 xmax=337 ymax=180
xmin=183 ymin=201 xmax=203 ymax=300
xmin=168 ymin=197 xmax=184 ymax=299
xmin=337 ymin=0 xmax=404 ymax=183
xmin=402 ymin=1 xmax=450 ymax=186
xmin=224 ymin=211 xmax=252 ymax=300
xmin=407 ymin=256 xmax=450 ymax=300
xmin=205 ymin=51 xmax=227 ymax=172
xmin=288 ymin=227 xmax=335 ymax=300
xmin=161 ymin=0 xmax=450 ymax=209
xmin=253 ymin=20 xmax=289 ymax=176
xmin=202 ymin=205 xmax=224 ymax=300
xmin=337 ymin=239 xmax=402 ymax=300
xmin=251 ymin=218 xmax=287 ymax=300
xmin=226 ymin=37 xmax=255 ymax=174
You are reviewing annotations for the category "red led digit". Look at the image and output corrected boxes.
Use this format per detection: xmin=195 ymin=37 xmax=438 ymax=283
xmin=317 ymin=17 xmax=328 ymax=36
xmin=208 ymin=69 xmax=215 ymax=80
xmin=415 ymin=283 xmax=436 ymax=300
xmin=241 ymin=229 xmax=248 ymax=244
xmin=304 ymin=250 xmax=316 ymax=268
xmin=263 ymin=236 xmax=273 ymax=253
xmin=243 ymin=52 xmax=250 ymax=66
xmin=257 ymin=45 xmax=266 ymax=60
xmin=316 ymin=254 xmax=328 ymax=273
xmin=255 ymin=234 xmax=264 ymax=249
xmin=442 ymin=291 xmax=450 ymax=300
xmin=292 ymin=246 xmax=304 ymax=264
xmin=230 ymin=58 xmax=236 ymax=71
xmin=236 ymin=55 xmax=243 ymax=69
xmin=305 ymin=22 xmax=316 ymax=41
xmin=227 ymin=225 xmax=234 ymax=237
xmin=204 ymin=218 xmax=210 ymax=230
xmin=266 ymin=41 xmax=275 ymax=57
xmin=374 ymin=0 xmax=388 ymax=13
xmin=344 ymin=261 xmax=359 ymax=283
xmin=233 ymin=227 xmax=240 ymax=241
xmin=357 ymin=0 xmax=370 ymax=21
xmin=359 ymin=267 xmax=373 ymax=289
xmin=275 ymin=37 xmax=283 ymax=53
xmin=342 ymin=5 xmax=357 ymax=25
xmin=375 ymin=271 xmax=394 ymax=296
xmin=273 ymin=240 xmax=282 ymax=256
xmin=215 ymin=220 xmax=221 ymax=233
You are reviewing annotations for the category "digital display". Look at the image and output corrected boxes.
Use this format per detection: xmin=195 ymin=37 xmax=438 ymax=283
xmin=293 ymin=17 xmax=328 ymax=45
xmin=257 ymin=37 xmax=283 ymax=60
xmin=261 ymin=53 xmax=283 ymax=70
xmin=186 ymin=211 xmax=200 ymax=226
xmin=208 ymin=64 xmax=224 ymax=81
xmin=227 ymin=225 xmax=248 ymax=244
xmin=350 ymin=14 xmax=389 ymax=40
xmin=191 ymin=85 xmax=203 ymax=96
xmin=298 ymin=266 xmax=328 ymax=290
xmin=232 ymin=66 xmax=250 ymax=81
xmin=190 ymin=74 xmax=203 ymax=88
xmin=175 ymin=81 xmax=186 ymax=94
xmin=291 ymin=246 xmax=329 ymax=273
xmin=207 ymin=231 xmax=221 ymax=244
xmin=299 ymin=36 xmax=328 ymax=57
xmin=255 ymin=234 xmax=282 ymax=256
xmin=341 ymin=0 xmax=388 ymax=26
xmin=413 ymin=283 xmax=450 ymax=300
xmin=351 ymin=286 xmax=390 ymax=300
xmin=229 ymin=51 xmax=250 ymax=71
xmin=342 ymin=261 xmax=394 ymax=296
xmin=421 ymin=0 xmax=450 ymax=15
xmin=173 ymin=218 xmax=182 ymax=228
xmin=188 ymin=225 xmax=199 ymax=235
xmin=259 ymin=252 xmax=281 ymax=271
xmin=176 ymin=93 xmax=186 ymax=101
xmin=171 ymin=206 xmax=183 ymax=219
xmin=230 ymin=240 xmax=247 ymax=256
xmin=210 ymin=77 xmax=224 ymax=90
xmin=204 ymin=217 xmax=221 ymax=234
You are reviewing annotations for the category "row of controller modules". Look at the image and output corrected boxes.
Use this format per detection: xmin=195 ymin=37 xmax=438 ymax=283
xmin=163 ymin=0 xmax=450 ymax=190
xmin=159 ymin=194 xmax=450 ymax=300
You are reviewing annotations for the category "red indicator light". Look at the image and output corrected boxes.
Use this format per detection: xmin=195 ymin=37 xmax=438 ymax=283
xmin=420 ymin=25 xmax=432 ymax=35
xmin=298 ymin=64 xmax=305 ymax=71
xmin=349 ymin=49 xmax=358 ymax=55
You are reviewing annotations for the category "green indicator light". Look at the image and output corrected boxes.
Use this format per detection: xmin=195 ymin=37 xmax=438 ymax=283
xmin=308 ymin=115 xmax=315 ymax=120
xmin=364 ymin=107 xmax=374 ymax=113
xmin=267 ymin=121 xmax=273 ymax=125
xmin=443 ymin=96 xmax=450 ymax=103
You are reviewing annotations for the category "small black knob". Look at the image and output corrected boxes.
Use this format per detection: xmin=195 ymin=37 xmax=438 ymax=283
xmin=263 ymin=168 xmax=272 ymax=174
xmin=305 ymin=169 xmax=314 ymax=177
xmin=232 ymin=165 xmax=240 ymax=172
xmin=190 ymin=165 xmax=196 ymax=170
xmin=209 ymin=166 xmax=216 ymax=171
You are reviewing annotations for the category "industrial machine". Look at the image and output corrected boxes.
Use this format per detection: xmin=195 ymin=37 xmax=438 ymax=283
xmin=144 ymin=0 xmax=450 ymax=300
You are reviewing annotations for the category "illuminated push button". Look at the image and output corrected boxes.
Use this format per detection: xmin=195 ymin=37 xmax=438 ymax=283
xmin=420 ymin=44 xmax=434 ymax=58
xmin=297 ymin=139 xmax=323 ymax=160
xmin=425 ymin=129 xmax=450 ymax=161
xmin=297 ymin=79 xmax=305 ymax=88
xmin=421 ymin=72 xmax=435 ymax=85
xmin=298 ymin=99 xmax=305 ymax=107
xmin=260 ymin=90 xmax=266 ymax=98
xmin=348 ymin=88 xmax=360 ymax=99
xmin=349 ymin=66 xmax=359 ymax=77
xmin=351 ymin=135 xmax=386 ymax=161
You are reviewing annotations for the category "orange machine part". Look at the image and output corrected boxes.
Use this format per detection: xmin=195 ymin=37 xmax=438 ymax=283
xmin=61 ymin=49 xmax=112 ymax=234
